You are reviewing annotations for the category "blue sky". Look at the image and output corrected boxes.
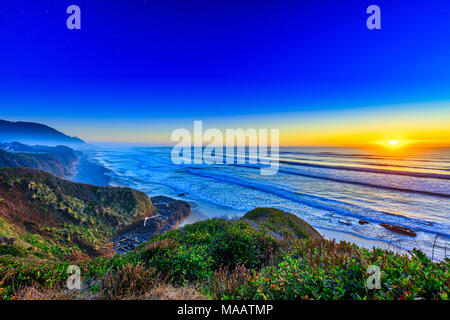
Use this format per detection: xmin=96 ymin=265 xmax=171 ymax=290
xmin=1 ymin=1 xmax=449 ymax=144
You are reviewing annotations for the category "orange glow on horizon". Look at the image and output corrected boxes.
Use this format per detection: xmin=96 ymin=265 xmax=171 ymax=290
xmin=374 ymin=139 xmax=413 ymax=149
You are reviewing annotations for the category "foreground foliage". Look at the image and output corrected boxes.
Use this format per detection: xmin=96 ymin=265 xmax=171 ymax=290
xmin=0 ymin=218 xmax=448 ymax=300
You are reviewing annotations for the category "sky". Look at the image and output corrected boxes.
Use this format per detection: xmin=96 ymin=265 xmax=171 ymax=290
xmin=1 ymin=0 xmax=450 ymax=146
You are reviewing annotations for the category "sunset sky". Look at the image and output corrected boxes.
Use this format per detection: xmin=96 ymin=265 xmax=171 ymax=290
xmin=1 ymin=1 xmax=449 ymax=146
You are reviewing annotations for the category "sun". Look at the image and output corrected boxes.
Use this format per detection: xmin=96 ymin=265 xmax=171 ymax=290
xmin=376 ymin=139 xmax=411 ymax=149
xmin=388 ymin=140 xmax=400 ymax=146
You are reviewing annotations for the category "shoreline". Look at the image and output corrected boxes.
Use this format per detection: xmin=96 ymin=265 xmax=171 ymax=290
xmin=178 ymin=196 xmax=246 ymax=228
xmin=71 ymin=154 xmax=112 ymax=186
xmin=69 ymin=152 xmax=430 ymax=257
xmin=316 ymin=227 xmax=393 ymax=252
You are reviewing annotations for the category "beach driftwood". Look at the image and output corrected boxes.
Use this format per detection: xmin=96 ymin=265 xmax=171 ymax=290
xmin=380 ymin=223 xmax=417 ymax=237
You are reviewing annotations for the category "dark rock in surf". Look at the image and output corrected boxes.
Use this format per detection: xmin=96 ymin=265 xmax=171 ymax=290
xmin=358 ymin=220 xmax=369 ymax=225
xmin=380 ymin=223 xmax=417 ymax=237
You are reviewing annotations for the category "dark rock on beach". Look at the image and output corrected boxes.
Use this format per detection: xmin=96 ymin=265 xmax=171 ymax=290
xmin=114 ymin=196 xmax=191 ymax=254
xmin=380 ymin=223 xmax=417 ymax=237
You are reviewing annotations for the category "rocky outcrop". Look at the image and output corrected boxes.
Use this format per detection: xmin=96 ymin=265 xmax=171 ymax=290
xmin=114 ymin=196 xmax=191 ymax=254
xmin=241 ymin=208 xmax=322 ymax=240
xmin=380 ymin=223 xmax=417 ymax=237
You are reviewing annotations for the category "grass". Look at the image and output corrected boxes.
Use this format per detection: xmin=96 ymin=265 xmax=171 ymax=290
xmin=243 ymin=208 xmax=322 ymax=240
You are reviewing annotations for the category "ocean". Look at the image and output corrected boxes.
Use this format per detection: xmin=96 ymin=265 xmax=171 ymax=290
xmin=74 ymin=146 xmax=450 ymax=261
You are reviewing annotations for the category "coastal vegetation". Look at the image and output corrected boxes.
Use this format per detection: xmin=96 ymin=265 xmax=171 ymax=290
xmin=0 ymin=167 xmax=154 ymax=261
xmin=0 ymin=152 xmax=447 ymax=300
xmin=0 ymin=205 xmax=448 ymax=300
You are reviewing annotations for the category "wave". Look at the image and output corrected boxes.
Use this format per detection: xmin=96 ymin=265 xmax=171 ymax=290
xmin=278 ymin=154 xmax=448 ymax=172
xmin=278 ymin=159 xmax=450 ymax=180
xmin=185 ymin=169 xmax=449 ymax=237
xmin=182 ymin=151 xmax=450 ymax=180
xmin=228 ymin=163 xmax=450 ymax=198
xmin=278 ymin=149 xmax=450 ymax=163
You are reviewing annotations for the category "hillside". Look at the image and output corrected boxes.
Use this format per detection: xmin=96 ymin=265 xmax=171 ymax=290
xmin=0 ymin=167 xmax=154 ymax=260
xmin=0 ymin=120 xmax=84 ymax=146
xmin=0 ymin=143 xmax=80 ymax=178
xmin=242 ymin=207 xmax=322 ymax=240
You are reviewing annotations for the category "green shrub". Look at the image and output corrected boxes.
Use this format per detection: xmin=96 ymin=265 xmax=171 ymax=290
xmin=243 ymin=208 xmax=321 ymax=240
xmin=0 ymin=217 xmax=448 ymax=301
xmin=236 ymin=240 xmax=449 ymax=300
xmin=0 ymin=245 xmax=26 ymax=258
xmin=139 ymin=219 xmax=278 ymax=284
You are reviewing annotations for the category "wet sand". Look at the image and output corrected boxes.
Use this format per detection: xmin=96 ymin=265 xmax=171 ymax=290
xmin=178 ymin=197 xmax=245 ymax=228
xmin=316 ymin=227 xmax=396 ymax=252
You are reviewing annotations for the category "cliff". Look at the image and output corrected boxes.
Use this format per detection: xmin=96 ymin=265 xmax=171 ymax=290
xmin=0 ymin=167 xmax=154 ymax=260
xmin=0 ymin=143 xmax=80 ymax=178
